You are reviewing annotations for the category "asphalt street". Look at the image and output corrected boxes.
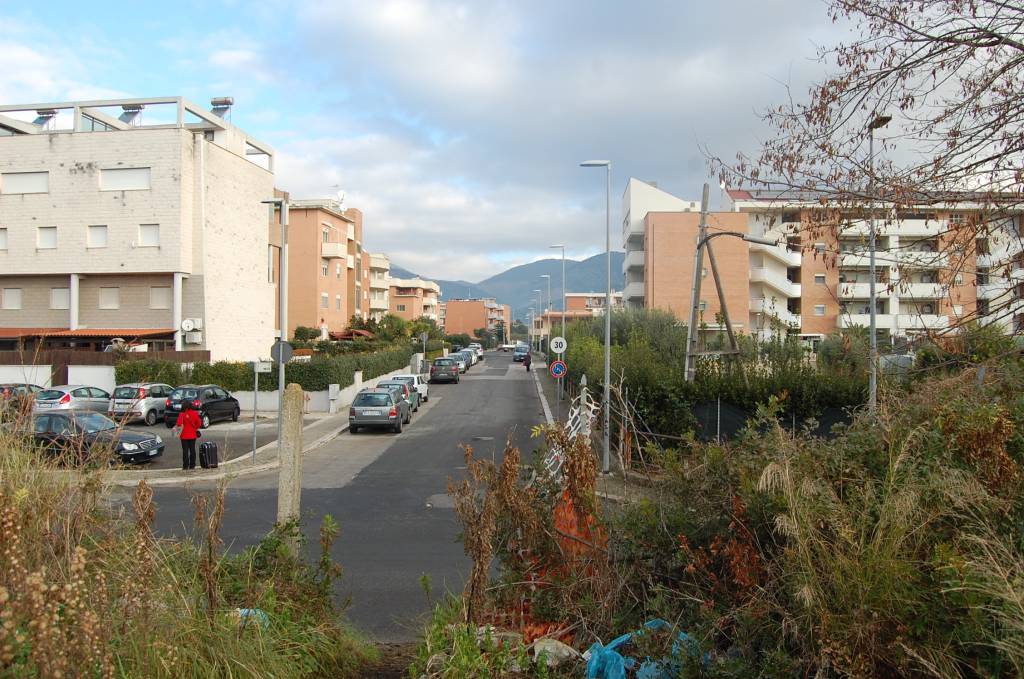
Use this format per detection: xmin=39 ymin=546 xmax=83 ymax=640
xmin=112 ymin=351 xmax=544 ymax=641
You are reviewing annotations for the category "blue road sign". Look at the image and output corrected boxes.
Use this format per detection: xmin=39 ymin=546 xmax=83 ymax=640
xmin=550 ymin=360 xmax=567 ymax=378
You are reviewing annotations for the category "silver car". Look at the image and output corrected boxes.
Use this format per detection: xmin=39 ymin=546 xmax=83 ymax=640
xmin=349 ymin=388 xmax=408 ymax=434
xmin=108 ymin=382 xmax=173 ymax=426
xmin=33 ymin=385 xmax=111 ymax=413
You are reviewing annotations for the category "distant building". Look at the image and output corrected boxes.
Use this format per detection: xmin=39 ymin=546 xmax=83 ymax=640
xmin=442 ymin=298 xmax=511 ymax=339
xmin=0 ymin=96 xmax=275 ymax=359
xmin=368 ymin=253 xmax=390 ymax=322
xmin=530 ymin=292 xmax=623 ymax=346
xmin=389 ymin=277 xmax=441 ymax=322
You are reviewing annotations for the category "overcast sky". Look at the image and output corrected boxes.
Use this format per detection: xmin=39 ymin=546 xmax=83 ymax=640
xmin=1 ymin=1 xmax=849 ymax=282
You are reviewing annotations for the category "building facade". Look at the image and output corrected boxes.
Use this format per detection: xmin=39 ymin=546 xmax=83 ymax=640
xmin=274 ymin=199 xmax=371 ymax=339
xmin=0 ymin=96 xmax=275 ymax=360
xmin=388 ymin=277 xmax=441 ymax=322
xmin=529 ymin=292 xmax=623 ymax=347
xmin=368 ymin=253 xmax=390 ymax=322
xmin=621 ymin=177 xmax=1023 ymax=345
xmin=442 ymin=298 xmax=511 ymax=339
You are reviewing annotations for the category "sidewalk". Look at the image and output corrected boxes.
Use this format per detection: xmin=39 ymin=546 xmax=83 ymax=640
xmin=104 ymin=410 xmax=352 ymax=486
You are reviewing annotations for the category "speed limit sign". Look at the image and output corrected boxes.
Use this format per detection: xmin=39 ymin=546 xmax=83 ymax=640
xmin=550 ymin=336 xmax=568 ymax=354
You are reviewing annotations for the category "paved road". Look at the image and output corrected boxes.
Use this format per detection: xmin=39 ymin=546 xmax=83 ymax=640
xmin=113 ymin=351 xmax=544 ymax=641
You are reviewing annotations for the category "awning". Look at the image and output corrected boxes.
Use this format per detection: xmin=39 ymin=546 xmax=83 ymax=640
xmin=0 ymin=327 xmax=64 ymax=339
xmin=45 ymin=328 xmax=174 ymax=339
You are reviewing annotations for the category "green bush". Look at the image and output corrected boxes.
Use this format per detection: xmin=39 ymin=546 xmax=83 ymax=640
xmin=114 ymin=359 xmax=189 ymax=386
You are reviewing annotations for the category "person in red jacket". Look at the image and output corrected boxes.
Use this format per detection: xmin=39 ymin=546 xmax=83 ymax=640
xmin=174 ymin=400 xmax=202 ymax=470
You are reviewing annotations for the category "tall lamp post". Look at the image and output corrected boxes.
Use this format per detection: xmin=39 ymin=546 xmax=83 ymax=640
xmin=867 ymin=113 xmax=890 ymax=413
xmin=549 ymin=244 xmax=566 ymax=340
xmin=533 ymin=289 xmax=542 ymax=351
xmin=262 ymin=198 xmax=289 ymax=452
xmin=580 ymin=159 xmax=612 ymax=475
xmin=540 ymin=274 xmax=551 ymax=314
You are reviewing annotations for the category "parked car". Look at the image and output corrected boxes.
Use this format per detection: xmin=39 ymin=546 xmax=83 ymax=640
xmin=450 ymin=354 xmax=469 ymax=373
xmin=163 ymin=384 xmax=240 ymax=429
xmin=33 ymin=411 xmax=164 ymax=464
xmin=392 ymin=374 xmax=429 ymax=403
xmin=1 ymin=383 xmax=43 ymax=399
xmin=499 ymin=344 xmax=514 ymax=352
xmin=430 ymin=358 xmax=460 ymax=383
xmin=378 ymin=379 xmax=420 ymax=413
xmin=349 ymin=388 xmax=407 ymax=434
xmin=34 ymin=385 xmax=111 ymax=413
xmin=458 ymin=350 xmax=477 ymax=367
xmin=513 ymin=346 xmax=529 ymax=362
xmin=108 ymin=382 xmax=173 ymax=426
xmin=468 ymin=343 xmax=484 ymax=359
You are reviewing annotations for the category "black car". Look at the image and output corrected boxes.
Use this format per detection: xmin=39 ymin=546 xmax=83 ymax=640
xmin=163 ymin=384 xmax=240 ymax=429
xmin=33 ymin=411 xmax=164 ymax=464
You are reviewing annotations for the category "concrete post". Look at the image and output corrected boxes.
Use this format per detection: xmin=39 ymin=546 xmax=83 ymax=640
xmin=69 ymin=273 xmax=80 ymax=331
xmin=276 ymin=383 xmax=304 ymax=551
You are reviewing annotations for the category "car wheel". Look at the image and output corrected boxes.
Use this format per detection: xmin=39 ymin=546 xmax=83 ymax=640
xmin=393 ymin=419 xmax=403 ymax=434
xmin=349 ymin=426 xmax=358 ymax=434
xmin=232 ymin=407 xmax=240 ymax=422
xmin=201 ymin=413 xmax=211 ymax=429
xmin=145 ymin=410 xmax=158 ymax=426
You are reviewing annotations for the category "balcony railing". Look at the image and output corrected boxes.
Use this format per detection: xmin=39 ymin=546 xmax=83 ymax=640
xmin=623 ymin=281 xmax=644 ymax=300
xmin=625 ymin=249 xmax=645 ymax=270
xmin=750 ymin=298 xmax=801 ymax=327
xmin=748 ymin=241 xmax=801 ymax=267
xmin=749 ymin=268 xmax=801 ymax=297
xmin=838 ymin=313 xmax=894 ymax=330
xmin=898 ymin=314 xmax=950 ymax=330
xmin=321 ymin=242 xmax=345 ymax=259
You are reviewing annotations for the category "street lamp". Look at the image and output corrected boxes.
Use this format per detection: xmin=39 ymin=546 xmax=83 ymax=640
xmin=580 ymin=159 xmax=612 ymax=474
xmin=867 ymin=113 xmax=890 ymax=413
xmin=549 ymin=245 xmax=566 ymax=340
xmin=262 ymin=198 xmax=289 ymax=453
xmin=533 ymin=289 xmax=542 ymax=351
xmin=540 ymin=274 xmax=551 ymax=314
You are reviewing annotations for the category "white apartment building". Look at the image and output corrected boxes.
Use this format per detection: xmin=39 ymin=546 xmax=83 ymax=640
xmin=368 ymin=252 xmax=390 ymax=322
xmin=621 ymin=178 xmax=699 ymax=309
xmin=0 ymin=96 xmax=276 ymax=359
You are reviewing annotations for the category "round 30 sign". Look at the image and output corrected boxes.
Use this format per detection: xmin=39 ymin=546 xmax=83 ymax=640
xmin=549 ymin=360 xmax=567 ymax=378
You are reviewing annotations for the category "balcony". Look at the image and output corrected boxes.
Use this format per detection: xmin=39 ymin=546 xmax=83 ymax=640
xmin=625 ymin=249 xmax=645 ymax=271
xmin=839 ymin=282 xmax=890 ymax=299
xmin=899 ymin=282 xmax=945 ymax=299
xmin=838 ymin=313 xmax=894 ymax=330
xmin=898 ymin=314 xmax=950 ymax=330
xmin=623 ymin=280 xmax=645 ymax=301
xmin=750 ymin=298 xmax=801 ymax=327
xmin=844 ymin=218 xmax=943 ymax=238
xmin=979 ymin=281 xmax=1013 ymax=300
xmin=749 ymin=267 xmax=801 ymax=297
xmin=321 ymin=242 xmax=345 ymax=259
xmin=346 ymin=254 xmax=355 ymax=269
xmin=369 ymin=295 xmax=388 ymax=311
xmin=840 ymin=250 xmax=948 ymax=269
xmin=748 ymin=241 xmax=801 ymax=267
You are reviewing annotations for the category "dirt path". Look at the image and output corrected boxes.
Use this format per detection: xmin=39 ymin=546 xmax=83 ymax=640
xmin=361 ymin=643 xmax=418 ymax=678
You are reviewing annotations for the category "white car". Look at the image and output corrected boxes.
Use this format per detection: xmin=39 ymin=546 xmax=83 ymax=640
xmin=468 ymin=343 xmax=484 ymax=359
xmin=392 ymin=374 xmax=429 ymax=403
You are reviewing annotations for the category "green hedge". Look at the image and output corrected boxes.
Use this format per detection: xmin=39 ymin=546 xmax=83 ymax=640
xmin=115 ymin=346 xmax=415 ymax=393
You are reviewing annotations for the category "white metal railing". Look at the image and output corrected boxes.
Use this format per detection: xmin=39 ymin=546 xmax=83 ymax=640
xmin=749 ymin=267 xmax=801 ymax=297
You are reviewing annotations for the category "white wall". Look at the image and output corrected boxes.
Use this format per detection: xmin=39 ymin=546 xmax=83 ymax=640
xmin=231 ymin=363 xmax=416 ymax=414
xmin=0 ymin=364 xmax=52 ymax=388
xmin=67 ymin=365 xmax=116 ymax=392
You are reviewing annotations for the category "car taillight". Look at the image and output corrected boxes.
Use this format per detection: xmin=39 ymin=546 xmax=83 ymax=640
xmin=59 ymin=393 xmax=71 ymax=405
xmin=165 ymin=398 xmax=171 ymax=407
xmin=349 ymin=407 xmax=356 ymax=416
xmin=193 ymin=400 xmax=201 ymax=408
xmin=389 ymin=408 xmax=397 ymax=417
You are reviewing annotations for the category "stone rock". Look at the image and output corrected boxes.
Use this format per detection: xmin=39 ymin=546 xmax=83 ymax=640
xmin=532 ymin=638 xmax=580 ymax=667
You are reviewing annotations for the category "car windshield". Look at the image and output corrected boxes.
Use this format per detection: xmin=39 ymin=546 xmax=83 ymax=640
xmin=38 ymin=390 xmax=66 ymax=400
xmin=113 ymin=387 xmax=140 ymax=399
xmin=74 ymin=412 xmax=117 ymax=433
xmin=171 ymin=388 xmax=199 ymax=400
xmin=354 ymin=393 xmax=391 ymax=407
xmin=434 ymin=359 xmax=453 ymax=366
xmin=395 ymin=377 xmax=415 ymax=385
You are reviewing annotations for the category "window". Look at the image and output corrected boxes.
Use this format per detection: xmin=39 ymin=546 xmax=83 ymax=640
xmin=100 ymin=167 xmax=151 ymax=191
xmin=0 ymin=227 xmax=6 ymax=249
xmin=954 ymin=273 xmax=964 ymax=285
xmin=87 ymin=225 xmax=108 ymax=248
xmin=336 ymin=295 xmax=342 ymax=310
xmin=98 ymin=287 xmax=120 ymax=310
xmin=336 ymin=263 xmax=342 ymax=279
xmin=950 ymin=213 xmax=964 ymax=225
xmin=814 ymin=274 xmax=826 ymax=285
xmin=320 ymin=293 xmax=328 ymax=309
xmin=978 ymin=299 xmax=990 ymax=316
xmin=1 ymin=171 xmax=48 ymax=194
xmin=268 ymin=245 xmax=275 ymax=283
xmin=322 ymin=229 xmax=329 ymax=243
xmin=922 ymin=304 xmax=934 ymax=315
xmin=149 ymin=286 xmax=171 ymax=310
xmin=814 ymin=304 xmax=826 ymax=316
xmin=1 ymin=288 xmax=22 ymax=310
xmin=698 ymin=301 xmax=708 ymax=312
xmin=138 ymin=224 xmax=160 ymax=247
xmin=37 ymin=226 xmax=57 ymax=249
xmin=977 ymin=268 xmax=990 ymax=285
xmin=321 ymin=261 xmax=328 ymax=277
xmin=50 ymin=288 xmax=69 ymax=310
xmin=814 ymin=242 xmax=825 ymax=254
xmin=397 ymin=304 xmax=407 ymax=312
xmin=976 ymin=238 xmax=989 ymax=255
xmin=953 ymin=305 xmax=964 ymax=316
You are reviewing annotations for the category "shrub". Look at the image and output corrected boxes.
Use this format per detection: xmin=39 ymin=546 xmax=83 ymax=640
xmin=114 ymin=358 xmax=189 ymax=386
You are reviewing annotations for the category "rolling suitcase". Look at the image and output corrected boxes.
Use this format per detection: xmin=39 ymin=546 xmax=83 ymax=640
xmin=199 ymin=441 xmax=219 ymax=469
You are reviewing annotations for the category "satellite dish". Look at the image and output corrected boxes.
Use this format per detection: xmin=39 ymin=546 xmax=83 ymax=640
xmin=181 ymin=319 xmax=195 ymax=332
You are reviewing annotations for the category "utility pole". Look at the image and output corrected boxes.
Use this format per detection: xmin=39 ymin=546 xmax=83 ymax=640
xmin=684 ymin=185 xmax=711 ymax=382
xmin=867 ymin=114 xmax=890 ymax=413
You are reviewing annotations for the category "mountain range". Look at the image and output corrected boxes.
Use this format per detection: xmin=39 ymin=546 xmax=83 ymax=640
xmin=390 ymin=252 xmax=626 ymax=321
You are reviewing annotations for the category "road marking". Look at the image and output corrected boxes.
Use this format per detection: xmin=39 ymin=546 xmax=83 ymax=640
xmin=532 ymin=368 xmax=554 ymax=425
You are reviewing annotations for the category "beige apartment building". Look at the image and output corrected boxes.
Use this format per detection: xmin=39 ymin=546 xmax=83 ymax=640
xmin=271 ymin=199 xmax=371 ymax=339
xmin=623 ymin=178 xmax=1024 ymax=346
xmin=0 ymin=96 xmax=275 ymax=360
xmin=442 ymin=298 xmax=511 ymax=339
xmin=368 ymin=253 xmax=390 ymax=322
xmin=389 ymin=277 xmax=441 ymax=322
xmin=530 ymin=292 xmax=623 ymax=346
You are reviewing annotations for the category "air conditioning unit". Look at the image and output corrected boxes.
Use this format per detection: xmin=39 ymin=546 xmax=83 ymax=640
xmin=187 ymin=317 xmax=203 ymax=330
xmin=185 ymin=331 xmax=203 ymax=345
